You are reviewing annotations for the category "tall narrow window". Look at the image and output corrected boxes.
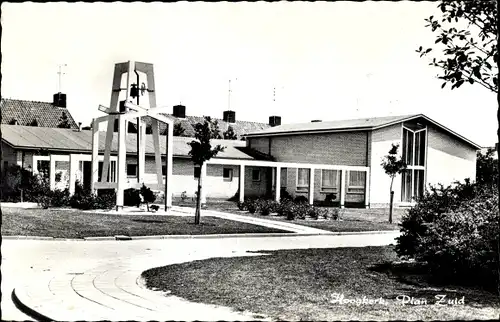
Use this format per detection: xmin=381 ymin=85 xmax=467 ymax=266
xmin=401 ymin=126 xmax=427 ymax=202
xmin=280 ymin=168 xmax=287 ymax=188
xmin=297 ymin=168 xmax=310 ymax=192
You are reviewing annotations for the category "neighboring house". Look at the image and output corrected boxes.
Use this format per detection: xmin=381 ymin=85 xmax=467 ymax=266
xmin=0 ymin=110 xmax=481 ymax=208
xmin=1 ymin=93 xmax=79 ymax=129
xmin=133 ymin=106 xmax=272 ymax=139
xmin=0 ymin=125 xmax=270 ymax=199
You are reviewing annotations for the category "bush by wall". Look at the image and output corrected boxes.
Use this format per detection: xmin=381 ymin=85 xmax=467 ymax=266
xmin=396 ymin=180 xmax=499 ymax=290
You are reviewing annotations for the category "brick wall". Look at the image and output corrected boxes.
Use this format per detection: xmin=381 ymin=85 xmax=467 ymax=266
xmin=249 ymin=137 xmax=270 ymax=154
xmin=266 ymin=131 xmax=369 ymax=166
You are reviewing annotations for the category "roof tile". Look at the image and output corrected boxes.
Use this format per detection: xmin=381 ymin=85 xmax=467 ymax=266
xmin=0 ymin=98 xmax=79 ymax=129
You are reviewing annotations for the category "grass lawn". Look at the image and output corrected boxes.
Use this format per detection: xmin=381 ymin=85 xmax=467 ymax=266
xmin=1 ymin=207 xmax=291 ymax=238
xmin=142 ymin=246 xmax=499 ymax=321
xmin=175 ymin=200 xmax=406 ymax=232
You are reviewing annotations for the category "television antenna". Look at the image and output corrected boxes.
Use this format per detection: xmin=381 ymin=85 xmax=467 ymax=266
xmin=228 ymin=78 xmax=238 ymax=111
xmin=57 ymin=64 xmax=67 ymax=93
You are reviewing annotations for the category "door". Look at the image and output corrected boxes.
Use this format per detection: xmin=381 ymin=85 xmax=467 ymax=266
xmin=83 ymin=161 xmax=91 ymax=191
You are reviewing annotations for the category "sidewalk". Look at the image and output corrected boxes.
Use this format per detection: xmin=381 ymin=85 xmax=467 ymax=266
xmin=5 ymin=233 xmax=400 ymax=321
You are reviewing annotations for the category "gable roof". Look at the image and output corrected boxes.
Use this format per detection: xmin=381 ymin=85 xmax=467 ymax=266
xmin=244 ymin=114 xmax=481 ymax=149
xmin=139 ymin=114 xmax=270 ymax=138
xmin=0 ymin=98 xmax=79 ymax=129
xmin=0 ymin=125 xmax=257 ymax=160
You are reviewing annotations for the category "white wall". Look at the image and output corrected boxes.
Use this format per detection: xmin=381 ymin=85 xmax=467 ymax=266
xmin=369 ymin=124 xmax=403 ymax=206
xmin=426 ymin=125 xmax=477 ymax=188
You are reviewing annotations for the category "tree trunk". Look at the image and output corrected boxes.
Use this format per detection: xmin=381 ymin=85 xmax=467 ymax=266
xmin=496 ymin=29 xmax=500 ymax=298
xmin=496 ymin=9 xmax=499 ymax=298
xmin=195 ymin=169 xmax=202 ymax=225
xmin=389 ymin=177 xmax=394 ymax=224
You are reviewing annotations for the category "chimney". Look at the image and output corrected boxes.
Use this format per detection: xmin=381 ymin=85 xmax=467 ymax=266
xmin=223 ymin=110 xmax=236 ymax=123
xmin=269 ymin=116 xmax=281 ymax=127
xmin=173 ymin=104 xmax=186 ymax=118
xmin=311 ymin=120 xmax=322 ymax=123
xmin=53 ymin=92 xmax=67 ymax=108
xmin=78 ymin=122 xmax=82 ymax=132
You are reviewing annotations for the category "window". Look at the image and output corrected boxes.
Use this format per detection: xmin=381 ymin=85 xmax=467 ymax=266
xmin=414 ymin=130 xmax=426 ymax=166
xmin=127 ymin=164 xmax=137 ymax=177
xmin=296 ymin=168 xmax=310 ymax=192
xmin=252 ymin=169 xmax=261 ymax=182
xmin=97 ymin=161 xmax=116 ymax=182
xmin=402 ymin=128 xmax=414 ymax=166
xmin=401 ymin=126 xmax=427 ymax=202
xmin=223 ymin=168 xmax=233 ymax=181
xmin=280 ymin=168 xmax=287 ymax=188
xmin=37 ymin=160 xmax=50 ymax=179
xmin=194 ymin=166 xmax=201 ymax=179
xmin=162 ymin=165 xmax=167 ymax=176
xmin=321 ymin=169 xmax=339 ymax=193
xmin=347 ymin=171 xmax=365 ymax=194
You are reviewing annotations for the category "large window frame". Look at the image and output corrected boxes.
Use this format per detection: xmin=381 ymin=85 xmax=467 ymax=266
xmin=347 ymin=170 xmax=366 ymax=194
xmin=296 ymin=168 xmax=310 ymax=192
xmin=401 ymin=125 xmax=427 ymax=202
xmin=320 ymin=169 xmax=339 ymax=193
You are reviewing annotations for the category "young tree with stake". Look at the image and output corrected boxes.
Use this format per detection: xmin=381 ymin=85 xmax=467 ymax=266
xmin=381 ymin=144 xmax=407 ymax=224
xmin=188 ymin=117 xmax=225 ymax=224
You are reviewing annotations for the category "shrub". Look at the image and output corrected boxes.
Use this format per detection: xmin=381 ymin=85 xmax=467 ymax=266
xmin=69 ymin=181 xmax=116 ymax=210
xmin=49 ymin=188 xmax=71 ymax=207
xmin=237 ymin=200 xmax=247 ymax=211
xmin=279 ymin=188 xmax=293 ymax=202
xmin=260 ymin=200 xmax=279 ymax=216
xmin=124 ymin=188 xmax=142 ymax=207
xmin=140 ymin=184 xmax=156 ymax=211
xmin=294 ymin=195 xmax=308 ymax=204
xmin=245 ymin=198 xmax=260 ymax=214
xmin=396 ymin=180 xmax=477 ymax=258
xmin=396 ymin=180 xmax=498 ymax=289
xmin=0 ymin=165 xmax=50 ymax=202
xmin=37 ymin=195 xmax=52 ymax=209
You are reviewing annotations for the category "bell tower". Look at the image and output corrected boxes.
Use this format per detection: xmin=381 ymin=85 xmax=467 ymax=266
xmin=90 ymin=61 xmax=174 ymax=211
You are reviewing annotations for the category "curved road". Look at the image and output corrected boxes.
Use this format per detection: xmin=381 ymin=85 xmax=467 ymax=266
xmin=2 ymin=233 xmax=399 ymax=321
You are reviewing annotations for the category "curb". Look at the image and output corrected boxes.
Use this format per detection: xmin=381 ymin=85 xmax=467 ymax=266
xmin=3 ymin=230 xmax=399 ymax=241
xmin=2 ymin=236 xmax=54 ymax=240
xmin=11 ymin=288 xmax=53 ymax=322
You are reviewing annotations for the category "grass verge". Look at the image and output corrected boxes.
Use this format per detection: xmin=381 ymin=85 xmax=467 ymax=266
xmin=175 ymin=200 xmax=405 ymax=232
xmin=1 ymin=207 xmax=291 ymax=238
xmin=142 ymin=246 xmax=499 ymax=321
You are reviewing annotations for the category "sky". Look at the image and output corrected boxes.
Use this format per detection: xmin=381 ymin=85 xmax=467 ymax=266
xmin=1 ymin=1 xmax=497 ymax=147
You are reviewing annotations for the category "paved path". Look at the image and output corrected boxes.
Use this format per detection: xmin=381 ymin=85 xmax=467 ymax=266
xmin=3 ymin=232 xmax=399 ymax=321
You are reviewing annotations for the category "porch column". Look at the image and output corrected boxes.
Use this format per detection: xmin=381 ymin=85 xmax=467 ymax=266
xmin=90 ymin=118 xmax=99 ymax=193
xmin=69 ymin=154 xmax=77 ymax=195
xmin=200 ymin=162 xmax=207 ymax=204
xmin=365 ymin=169 xmax=370 ymax=208
xmin=340 ymin=169 xmax=346 ymax=208
xmin=138 ymin=120 xmax=146 ymax=183
xmin=308 ymin=167 xmax=314 ymax=205
xmin=164 ymin=122 xmax=173 ymax=210
xmin=275 ymin=165 xmax=281 ymax=202
xmin=49 ymin=154 xmax=56 ymax=190
xmin=239 ymin=164 xmax=245 ymax=203
xmin=116 ymin=115 xmax=127 ymax=210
